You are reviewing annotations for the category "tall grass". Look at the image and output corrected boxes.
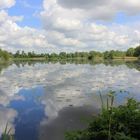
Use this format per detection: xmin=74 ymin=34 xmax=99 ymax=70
xmin=99 ymin=91 xmax=115 ymax=140
xmin=1 ymin=123 xmax=14 ymax=140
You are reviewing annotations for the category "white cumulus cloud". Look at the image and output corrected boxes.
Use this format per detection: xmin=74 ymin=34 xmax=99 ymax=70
xmin=0 ymin=0 xmax=15 ymax=9
xmin=0 ymin=0 xmax=140 ymax=52
xmin=39 ymin=0 xmax=140 ymax=52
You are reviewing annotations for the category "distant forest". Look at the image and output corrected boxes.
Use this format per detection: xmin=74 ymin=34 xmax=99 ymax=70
xmin=0 ymin=45 xmax=140 ymax=61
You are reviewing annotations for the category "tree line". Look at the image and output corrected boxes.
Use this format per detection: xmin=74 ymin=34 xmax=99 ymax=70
xmin=13 ymin=45 xmax=140 ymax=60
xmin=0 ymin=45 xmax=140 ymax=61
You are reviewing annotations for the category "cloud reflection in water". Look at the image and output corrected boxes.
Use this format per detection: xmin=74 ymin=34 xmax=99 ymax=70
xmin=0 ymin=62 xmax=140 ymax=138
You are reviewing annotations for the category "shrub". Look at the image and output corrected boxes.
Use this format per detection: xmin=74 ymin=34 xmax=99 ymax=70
xmin=65 ymin=98 xmax=140 ymax=140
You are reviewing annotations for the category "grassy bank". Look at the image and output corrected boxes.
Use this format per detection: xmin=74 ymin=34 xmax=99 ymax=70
xmin=13 ymin=57 xmax=47 ymax=61
xmin=113 ymin=56 xmax=138 ymax=61
xmin=7 ymin=55 xmax=139 ymax=62
xmin=12 ymin=56 xmax=139 ymax=62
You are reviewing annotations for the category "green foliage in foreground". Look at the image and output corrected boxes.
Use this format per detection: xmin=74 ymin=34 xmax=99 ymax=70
xmin=1 ymin=123 xmax=14 ymax=140
xmin=65 ymin=98 xmax=140 ymax=140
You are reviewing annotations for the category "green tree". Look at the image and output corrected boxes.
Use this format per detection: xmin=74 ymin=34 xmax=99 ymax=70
xmin=126 ymin=48 xmax=135 ymax=56
xmin=14 ymin=50 xmax=20 ymax=58
xmin=104 ymin=51 xmax=113 ymax=59
xmin=59 ymin=52 xmax=67 ymax=59
xmin=0 ymin=49 xmax=11 ymax=61
xmin=134 ymin=45 xmax=140 ymax=57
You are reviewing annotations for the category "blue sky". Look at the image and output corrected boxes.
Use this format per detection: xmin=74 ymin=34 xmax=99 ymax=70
xmin=8 ymin=0 xmax=43 ymax=28
xmin=0 ymin=0 xmax=140 ymax=53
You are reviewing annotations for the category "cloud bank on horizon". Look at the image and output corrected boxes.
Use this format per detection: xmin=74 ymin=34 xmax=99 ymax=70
xmin=0 ymin=0 xmax=140 ymax=53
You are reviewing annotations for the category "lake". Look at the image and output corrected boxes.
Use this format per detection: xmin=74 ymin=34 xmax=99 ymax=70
xmin=0 ymin=60 xmax=140 ymax=140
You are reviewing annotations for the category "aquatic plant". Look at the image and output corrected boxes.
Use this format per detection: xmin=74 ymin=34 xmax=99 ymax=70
xmin=65 ymin=93 xmax=140 ymax=140
xmin=1 ymin=123 xmax=14 ymax=140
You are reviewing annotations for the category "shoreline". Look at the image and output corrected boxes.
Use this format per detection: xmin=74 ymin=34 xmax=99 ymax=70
xmin=0 ymin=56 xmax=139 ymax=63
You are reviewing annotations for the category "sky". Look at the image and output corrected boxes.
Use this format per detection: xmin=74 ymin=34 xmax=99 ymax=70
xmin=0 ymin=0 xmax=140 ymax=53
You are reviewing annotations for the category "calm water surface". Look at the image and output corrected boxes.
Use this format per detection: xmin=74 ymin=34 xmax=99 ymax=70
xmin=0 ymin=61 xmax=140 ymax=140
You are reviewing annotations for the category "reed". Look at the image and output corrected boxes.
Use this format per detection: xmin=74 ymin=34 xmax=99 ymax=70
xmin=2 ymin=123 xmax=14 ymax=140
